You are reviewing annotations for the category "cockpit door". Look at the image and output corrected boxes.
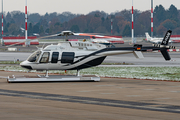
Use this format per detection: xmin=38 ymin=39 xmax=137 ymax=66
xmin=36 ymin=52 xmax=50 ymax=70
xmin=39 ymin=52 xmax=50 ymax=63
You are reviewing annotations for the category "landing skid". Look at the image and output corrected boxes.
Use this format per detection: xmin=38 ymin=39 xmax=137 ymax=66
xmin=7 ymin=74 xmax=100 ymax=83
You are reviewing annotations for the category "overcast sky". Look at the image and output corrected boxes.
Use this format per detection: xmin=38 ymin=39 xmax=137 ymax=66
xmin=2 ymin=0 xmax=180 ymax=15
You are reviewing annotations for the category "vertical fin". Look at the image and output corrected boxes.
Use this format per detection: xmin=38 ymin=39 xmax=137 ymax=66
xmin=161 ymin=30 xmax=172 ymax=45
xmin=160 ymin=30 xmax=172 ymax=60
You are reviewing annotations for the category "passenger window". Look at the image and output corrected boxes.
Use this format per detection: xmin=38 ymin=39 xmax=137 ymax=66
xmin=61 ymin=52 xmax=75 ymax=63
xmin=51 ymin=52 xmax=59 ymax=63
xmin=40 ymin=52 xmax=50 ymax=63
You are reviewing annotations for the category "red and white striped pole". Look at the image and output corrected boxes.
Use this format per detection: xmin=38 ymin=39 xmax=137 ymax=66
xmin=1 ymin=0 xmax=3 ymax=39
xmin=111 ymin=18 xmax=113 ymax=35
xmin=25 ymin=0 xmax=28 ymax=46
xmin=132 ymin=0 xmax=135 ymax=43
xmin=151 ymin=0 xmax=153 ymax=37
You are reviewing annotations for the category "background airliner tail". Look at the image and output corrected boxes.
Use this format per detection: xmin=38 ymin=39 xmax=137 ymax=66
xmin=145 ymin=32 xmax=151 ymax=41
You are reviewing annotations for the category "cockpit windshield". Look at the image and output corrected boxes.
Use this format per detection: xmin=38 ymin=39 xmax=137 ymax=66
xmin=27 ymin=51 xmax=41 ymax=62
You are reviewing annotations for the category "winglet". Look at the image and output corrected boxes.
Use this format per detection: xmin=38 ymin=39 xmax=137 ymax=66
xmin=145 ymin=32 xmax=151 ymax=41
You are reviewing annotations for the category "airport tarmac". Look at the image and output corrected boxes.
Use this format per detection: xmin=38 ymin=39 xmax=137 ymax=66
xmin=0 ymin=71 xmax=180 ymax=120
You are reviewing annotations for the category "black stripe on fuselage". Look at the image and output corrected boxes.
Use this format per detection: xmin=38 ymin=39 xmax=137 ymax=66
xmin=63 ymin=47 xmax=135 ymax=70
xmin=72 ymin=47 xmax=135 ymax=65
xmin=69 ymin=56 xmax=106 ymax=70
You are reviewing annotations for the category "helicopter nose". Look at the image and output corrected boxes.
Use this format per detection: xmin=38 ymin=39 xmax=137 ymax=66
xmin=20 ymin=61 xmax=32 ymax=70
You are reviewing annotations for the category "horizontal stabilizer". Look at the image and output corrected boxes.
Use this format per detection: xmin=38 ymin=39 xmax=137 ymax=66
xmin=133 ymin=51 xmax=144 ymax=59
xmin=160 ymin=49 xmax=171 ymax=60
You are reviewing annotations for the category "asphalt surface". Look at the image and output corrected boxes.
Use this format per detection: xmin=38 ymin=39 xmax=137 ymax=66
xmin=0 ymin=71 xmax=180 ymax=119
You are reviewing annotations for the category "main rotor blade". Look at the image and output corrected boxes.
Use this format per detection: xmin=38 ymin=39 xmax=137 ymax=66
xmin=6 ymin=34 xmax=59 ymax=47
xmin=74 ymin=33 xmax=121 ymax=40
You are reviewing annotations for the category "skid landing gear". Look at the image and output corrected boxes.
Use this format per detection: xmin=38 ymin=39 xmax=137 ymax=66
xmin=7 ymin=74 xmax=100 ymax=83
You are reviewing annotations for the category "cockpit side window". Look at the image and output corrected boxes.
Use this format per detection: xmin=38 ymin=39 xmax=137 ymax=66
xmin=27 ymin=51 xmax=41 ymax=62
xmin=40 ymin=52 xmax=50 ymax=63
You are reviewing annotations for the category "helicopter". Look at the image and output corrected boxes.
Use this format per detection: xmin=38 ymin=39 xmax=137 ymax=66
xmin=19 ymin=30 xmax=175 ymax=77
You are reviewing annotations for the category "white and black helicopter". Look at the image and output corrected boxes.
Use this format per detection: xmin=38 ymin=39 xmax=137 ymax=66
xmin=18 ymin=30 xmax=175 ymax=78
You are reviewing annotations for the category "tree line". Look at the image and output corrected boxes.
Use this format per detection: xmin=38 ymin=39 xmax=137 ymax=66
xmin=1 ymin=4 xmax=180 ymax=37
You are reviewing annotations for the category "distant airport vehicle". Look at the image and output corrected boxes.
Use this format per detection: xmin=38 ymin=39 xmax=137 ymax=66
xmin=145 ymin=32 xmax=180 ymax=44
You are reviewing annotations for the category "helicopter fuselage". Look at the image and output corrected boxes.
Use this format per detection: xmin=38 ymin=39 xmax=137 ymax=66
xmin=20 ymin=41 xmax=136 ymax=71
